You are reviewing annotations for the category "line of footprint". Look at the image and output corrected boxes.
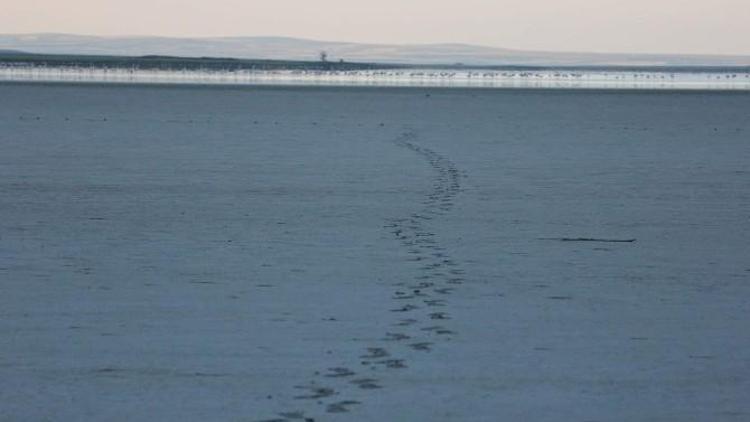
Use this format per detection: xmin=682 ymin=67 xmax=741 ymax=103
xmin=259 ymin=131 xmax=465 ymax=422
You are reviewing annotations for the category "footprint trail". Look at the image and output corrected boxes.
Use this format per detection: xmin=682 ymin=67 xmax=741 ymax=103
xmin=258 ymin=131 xmax=466 ymax=421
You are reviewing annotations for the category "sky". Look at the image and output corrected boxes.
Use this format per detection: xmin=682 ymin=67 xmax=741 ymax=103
xmin=3 ymin=0 xmax=750 ymax=55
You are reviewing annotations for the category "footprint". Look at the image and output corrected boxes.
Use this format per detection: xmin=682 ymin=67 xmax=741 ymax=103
xmin=376 ymin=359 xmax=407 ymax=369
xmin=429 ymin=312 xmax=450 ymax=320
xmin=393 ymin=318 xmax=418 ymax=326
xmin=409 ymin=342 xmax=433 ymax=352
xmin=324 ymin=367 xmax=355 ymax=378
xmin=350 ymin=378 xmax=382 ymax=389
xmin=361 ymin=348 xmax=389 ymax=359
xmin=326 ymin=400 xmax=361 ymax=413
xmin=391 ymin=304 xmax=419 ymax=312
xmin=384 ymin=332 xmax=411 ymax=341
xmin=434 ymin=288 xmax=454 ymax=294
xmin=293 ymin=385 xmax=336 ymax=400
xmin=421 ymin=325 xmax=455 ymax=335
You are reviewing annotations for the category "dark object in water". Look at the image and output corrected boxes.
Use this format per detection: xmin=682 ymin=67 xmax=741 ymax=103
xmin=539 ymin=237 xmax=636 ymax=243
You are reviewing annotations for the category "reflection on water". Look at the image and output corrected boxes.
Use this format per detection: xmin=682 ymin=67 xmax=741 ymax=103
xmin=1 ymin=66 xmax=749 ymax=90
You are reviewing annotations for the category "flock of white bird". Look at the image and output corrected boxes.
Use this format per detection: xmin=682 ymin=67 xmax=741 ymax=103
xmin=1 ymin=64 xmax=749 ymax=89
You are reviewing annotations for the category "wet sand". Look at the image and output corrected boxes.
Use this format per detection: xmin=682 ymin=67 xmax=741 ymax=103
xmin=1 ymin=83 xmax=749 ymax=421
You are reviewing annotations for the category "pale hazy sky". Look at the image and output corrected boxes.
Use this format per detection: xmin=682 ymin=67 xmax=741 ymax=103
xmin=4 ymin=0 xmax=750 ymax=55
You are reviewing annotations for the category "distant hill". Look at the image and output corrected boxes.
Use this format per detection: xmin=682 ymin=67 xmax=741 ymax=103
xmin=1 ymin=33 xmax=749 ymax=67
xmin=0 ymin=51 xmax=389 ymax=72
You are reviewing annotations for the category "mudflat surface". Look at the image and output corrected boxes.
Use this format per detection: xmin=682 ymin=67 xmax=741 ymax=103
xmin=1 ymin=84 xmax=749 ymax=421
